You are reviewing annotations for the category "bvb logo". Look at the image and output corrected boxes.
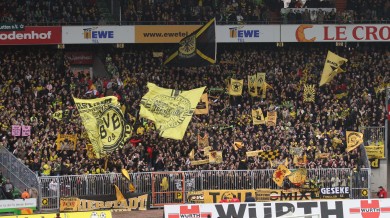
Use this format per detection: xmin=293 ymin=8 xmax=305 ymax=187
xmin=98 ymin=106 xmax=132 ymax=153
xmin=348 ymin=133 xmax=362 ymax=147
xmin=361 ymin=189 xmax=368 ymax=197
xmin=179 ymin=35 xmax=196 ymax=57
xmin=232 ymin=81 xmax=242 ymax=92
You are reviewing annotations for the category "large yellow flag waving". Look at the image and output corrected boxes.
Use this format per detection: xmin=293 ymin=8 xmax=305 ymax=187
xmin=273 ymin=164 xmax=291 ymax=187
xmin=319 ymin=51 xmax=348 ymax=86
xmin=74 ymin=96 xmax=132 ymax=158
xmin=140 ymin=83 xmax=205 ymax=140
xmin=346 ymin=131 xmax=364 ymax=152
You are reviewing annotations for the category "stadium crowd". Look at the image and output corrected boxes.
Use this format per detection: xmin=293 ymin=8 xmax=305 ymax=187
xmin=0 ymin=43 xmax=388 ymax=177
xmin=0 ymin=0 xmax=388 ymax=24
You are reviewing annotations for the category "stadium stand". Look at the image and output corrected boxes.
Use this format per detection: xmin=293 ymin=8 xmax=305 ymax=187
xmin=0 ymin=43 xmax=387 ymax=176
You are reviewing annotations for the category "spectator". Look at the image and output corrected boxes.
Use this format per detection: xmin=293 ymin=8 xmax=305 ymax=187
xmin=231 ymin=194 xmax=240 ymax=202
xmin=244 ymin=192 xmax=256 ymax=202
xmin=377 ymin=186 xmax=387 ymax=198
xmin=21 ymin=188 xmax=30 ymax=199
xmin=219 ymin=196 xmax=229 ymax=203
xmin=3 ymin=179 xmax=14 ymax=199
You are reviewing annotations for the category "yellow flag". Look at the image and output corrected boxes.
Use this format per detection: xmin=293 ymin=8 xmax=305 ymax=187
xmin=346 ymin=131 xmax=364 ymax=152
xmin=114 ymin=185 xmax=125 ymax=202
xmin=161 ymin=177 xmax=169 ymax=191
xmin=56 ymin=134 xmax=77 ymax=151
xmin=228 ymin=78 xmax=243 ymax=96
xmin=288 ymin=168 xmax=308 ymax=187
xmin=266 ymin=111 xmax=277 ymax=126
xmin=256 ymin=72 xmax=266 ymax=88
xmin=197 ymin=133 xmax=209 ymax=149
xmin=319 ymin=51 xmax=348 ymax=86
xmin=209 ymin=151 xmax=223 ymax=164
xmin=252 ymin=108 xmax=265 ymax=125
xmin=52 ymin=110 xmax=63 ymax=121
xmin=74 ymin=96 xmax=133 ymax=158
xmin=129 ymin=183 xmax=135 ymax=193
xmin=273 ymin=164 xmax=291 ymax=187
xmin=233 ymin=141 xmax=243 ymax=150
xmin=189 ymin=149 xmax=195 ymax=160
xmin=248 ymin=74 xmax=258 ymax=96
xmin=140 ymin=83 xmax=206 ymax=140
xmin=261 ymin=82 xmax=273 ymax=99
xmin=121 ymin=169 xmax=130 ymax=181
xmin=195 ymin=93 xmax=209 ymax=114
xmin=303 ymin=84 xmax=316 ymax=102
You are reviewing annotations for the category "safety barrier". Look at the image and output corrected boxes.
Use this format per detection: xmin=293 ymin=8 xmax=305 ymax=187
xmin=37 ymin=168 xmax=370 ymax=211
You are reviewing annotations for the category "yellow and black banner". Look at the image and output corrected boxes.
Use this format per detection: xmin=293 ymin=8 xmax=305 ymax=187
xmin=260 ymin=82 xmax=272 ymax=99
xmin=256 ymin=72 xmax=266 ymax=89
xmin=74 ymin=96 xmax=132 ymax=158
xmin=164 ymin=18 xmax=216 ymax=67
xmin=197 ymin=133 xmax=209 ymax=149
xmin=266 ymin=111 xmax=277 ymax=126
xmin=209 ymin=151 xmax=223 ymax=164
xmin=56 ymin=134 xmax=77 ymax=151
xmin=303 ymin=84 xmax=316 ymax=102
xmin=319 ymin=51 xmax=348 ymax=86
xmin=246 ymin=150 xmax=280 ymax=160
xmin=60 ymin=194 xmax=148 ymax=212
xmin=140 ymin=83 xmax=205 ymax=140
xmin=366 ymin=145 xmax=385 ymax=159
xmin=228 ymin=78 xmax=243 ymax=96
xmin=52 ymin=110 xmax=63 ymax=121
xmin=252 ymin=108 xmax=265 ymax=125
xmin=346 ymin=131 xmax=364 ymax=152
xmin=248 ymin=74 xmax=258 ymax=96
xmin=195 ymin=93 xmax=209 ymax=114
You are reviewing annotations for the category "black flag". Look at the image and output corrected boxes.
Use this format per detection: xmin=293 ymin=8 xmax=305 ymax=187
xmin=164 ymin=18 xmax=216 ymax=67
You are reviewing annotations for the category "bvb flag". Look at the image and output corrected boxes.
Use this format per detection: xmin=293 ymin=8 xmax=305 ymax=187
xmin=252 ymin=108 xmax=265 ymax=125
xmin=74 ymin=96 xmax=132 ymax=158
xmin=248 ymin=74 xmax=258 ymax=96
xmin=195 ymin=93 xmax=209 ymax=114
xmin=140 ymin=83 xmax=206 ymax=140
xmin=164 ymin=18 xmax=216 ymax=67
xmin=319 ymin=51 xmax=348 ymax=86
xmin=52 ymin=110 xmax=63 ymax=121
xmin=303 ymin=84 xmax=316 ymax=102
xmin=228 ymin=78 xmax=244 ymax=96
xmin=346 ymin=131 xmax=364 ymax=152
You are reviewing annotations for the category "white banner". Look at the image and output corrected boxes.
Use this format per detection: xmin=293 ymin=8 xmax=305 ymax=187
xmin=0 ymin=198 xmax=37 ymax=209
xmin=62 ymin=26 xmax=134 ymax=44
xmin=164 ymin=199 xmax=390 ymax=218
xmin=281 ymin=24 xmax=390 ymax=42
xmin=216 ymin=25 xmax=280 ymax=42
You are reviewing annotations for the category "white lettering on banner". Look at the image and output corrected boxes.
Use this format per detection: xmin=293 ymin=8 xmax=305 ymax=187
xmin=320 ymin=187 xmax=350 ymax=195
xmin=281 ymin=24 xmax=390 ymax=42
xmin=164 ymin=199 xmax=390 ymax=218
xmin=0 ymin=199 xmax=37 ymax=209
xmin=0 ymin=31 xmax=52 ymax=40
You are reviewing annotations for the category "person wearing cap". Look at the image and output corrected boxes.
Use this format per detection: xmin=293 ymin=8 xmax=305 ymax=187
xmin=377 ymin=186 xmax=387 ymax=198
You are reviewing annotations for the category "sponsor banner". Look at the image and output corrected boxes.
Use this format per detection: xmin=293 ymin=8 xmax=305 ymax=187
xmin=3 ymin=211 xmax=112 ymax=218
xmin=65 ymin=52 xmax=94 ymax=65
xmin=203 ymin=190 xmax=256 ymax=203
xmin=60 ymin=193 xmax=148 ymax=212
xmin=0 ymin=23 xmax=25 ymax=31
xmin=216 ymin=25 xmax=280 ymax=42
xmin=320 ymin=187 xmax=350 ymax=199
xmin=0 ymin=26 xmax=61 ymax=45
xmin=0 ymin=198 xmax=37 ymax=213
xmin=62 ymin=26 xmax=135 ymax=44
xmin=165 ymin=199 xmax=390 ymax=218
xmin=135 ymin=25 xmax=200 ymax=43
xmin=282 ymin=24 xmax=390 ymax=42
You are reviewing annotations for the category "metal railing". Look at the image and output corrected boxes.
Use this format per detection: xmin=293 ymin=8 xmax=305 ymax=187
xmin=0 ymin=146 xmax=39 ymax=197
xmin=38 ymin=168 xmax=370 ymax=211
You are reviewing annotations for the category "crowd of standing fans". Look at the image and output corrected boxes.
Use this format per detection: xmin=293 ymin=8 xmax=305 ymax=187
xmin=0 ymin=43 xmax=388 ymax=176
xmin=0 ymin=0 xmax=388 ymax=24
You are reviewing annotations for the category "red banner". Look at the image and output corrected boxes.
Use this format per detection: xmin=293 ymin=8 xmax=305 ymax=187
xmin=0 ymin=26 xmax=61 ymax=45
xmin=65 ymin=52 xmax=94 ymax=65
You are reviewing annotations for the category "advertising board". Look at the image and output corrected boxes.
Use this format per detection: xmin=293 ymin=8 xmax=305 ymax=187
xmin=62 ymin=26 xmax=135 ymax=44
xmin=0 ymin=26 xmax=61 ymax=45
xmin=165 ymin=199 xmax=390 ymax=218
